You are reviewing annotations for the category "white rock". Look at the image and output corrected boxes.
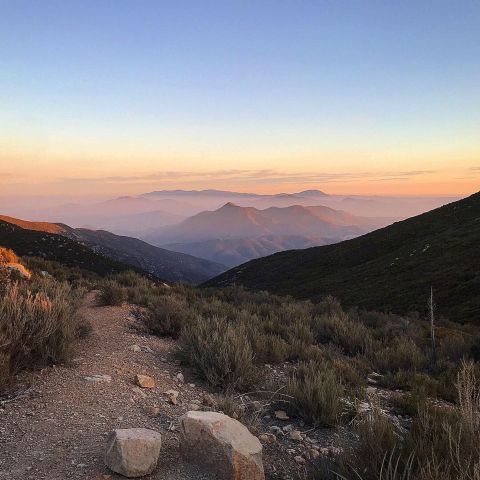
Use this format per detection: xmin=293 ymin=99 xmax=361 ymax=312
xmin=289 ymin=430 xmax=303 ymax=442
xmin=274 ymin=410 xmax=289 ymax=421
xmin=164 ymin=389 xmax=179 ymax=405
xmin=105 ymin=428 xmax=162 ymax=478
xmin=176 ymin=372 xmax=185 ymax=383
xmin=180 ymin=411 xmax=264 ymax=479
xmin=129 ymin=345 xmax=142 ymax=352
xmin=83 ymin=375 xmax=112 ymax=383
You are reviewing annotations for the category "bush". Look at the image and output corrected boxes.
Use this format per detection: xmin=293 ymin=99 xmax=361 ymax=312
xmin=0 ymin=247 xmax=18 ymax=264
xmin=98 ymin=280 xmax=127 ymax=306
xmin=373 ymin=337 xmax=426 ymax=374
xmin=252 ymin=333 xmax=290 ymax=364
xmin=0 ymin=280 xmax=81 ymax=390
xmin=178 ymin=316 xmax=257 ymax=391
xmin=287 ymin=360 xmax=346 ymax=426
xmin=140 ymin=294 xmax=196 ymax=338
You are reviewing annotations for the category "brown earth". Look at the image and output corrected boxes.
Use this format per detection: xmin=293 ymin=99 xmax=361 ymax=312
xmin=0 ymin=292 xmax=324 ymax=480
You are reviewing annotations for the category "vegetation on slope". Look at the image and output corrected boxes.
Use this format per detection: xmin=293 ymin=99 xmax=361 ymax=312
xmin=0 ymin=215 xmax=226 ymax=284
xmin=100 ymin=271 xmax=480 ymax=479
xmin=0 ymin=249 xmax=86 ymax=390
xmin=206 ymin=192 xmax=480 ymax=324
xmin=0 ymin=219 xmax=148 ymax=277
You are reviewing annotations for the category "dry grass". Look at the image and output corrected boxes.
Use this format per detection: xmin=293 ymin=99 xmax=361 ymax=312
xmin=178 ymin=316 xmax=257 ymax=391
xmin=0 ymin=278 xmax=83 ymax=390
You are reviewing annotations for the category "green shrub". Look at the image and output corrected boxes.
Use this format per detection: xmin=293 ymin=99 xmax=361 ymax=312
xmin=337 ymin=406 xmax=402 ymax=480
xmin=373 ymin=337 xmax=426 ymax=374
xmin=287 ymin=360 xmax=346 ymax=426
xmin=98 ymin=280 xmax=127 ymax=306
xmin=252 ymin=333 xmax=290 ymax=364
xmin=140 ymin=294 xmax=196 ymax=338
xmin=313 ymin=313 xmax=373 ymax=356
xmin=179 ymin=316 xmax=257 ymax=391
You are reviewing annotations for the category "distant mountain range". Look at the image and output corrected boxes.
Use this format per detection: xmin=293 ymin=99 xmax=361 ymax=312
xmin=0 ymin=215 xmax=226 ymax=284
xmin=5 ymin=189 xmax=460 ymax=239
xmin=144 ymin=202 xmax=392 ymax=266
xmin=205 ymin=192 xmax=480 ymax=324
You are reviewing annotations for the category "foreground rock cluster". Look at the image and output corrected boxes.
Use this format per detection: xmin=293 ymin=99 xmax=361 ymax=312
xmin=104 ymin=411 xmax=265 ymax=479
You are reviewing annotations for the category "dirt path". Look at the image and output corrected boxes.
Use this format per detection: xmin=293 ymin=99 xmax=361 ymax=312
xmin=0 ymin=292 xmax=214 ymax=480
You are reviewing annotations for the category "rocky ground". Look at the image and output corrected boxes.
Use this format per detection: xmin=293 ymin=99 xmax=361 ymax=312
xmin=0 ymin=292 xmax=340 ymax=480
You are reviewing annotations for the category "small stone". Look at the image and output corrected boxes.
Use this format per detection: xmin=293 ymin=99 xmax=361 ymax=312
xmin=274 ymin=410 xmax=289 ymax=421
xmin=135 ymin=374 xmax=155 ymax=389
xmin=294 ymin=455 xmax=306 ymax=464
xmin=142 ymin=346 xmax=153 ymax=353
xmin=202 ymin=393 xmax=216 ymax=407
xmin=83 ymin=374 xmax=112 ymax=383
xmin=259 ymin=433 xmax=276 ymax=444
xmin=164 ymin=389 xmax=179 ymax=405
xmin=176 ymin=373 xmax=185 ymax=383
xmin=252 ymin=401 xmax=262 ymax=411
xmin=147 ymin=406 xmax=160 ymax=416
xmin=132 ymin=387 xmax=147 ymax=399
xmin=282 ymin=424 xmax=294 ymax=433
xmin=188 ymin=403 xmax=200 ymax=411
xmin=129 ymin=344 xmax=142 ymax=352
xmin=289 ymin=430 xmax=303 ymax=442
xmin=308 ymin=448 xmax=320 ymax=460
xmin=268 ymin=426 xmax=283 ymax=436
xmin=189 ymin=383 xmax=196 ymax=388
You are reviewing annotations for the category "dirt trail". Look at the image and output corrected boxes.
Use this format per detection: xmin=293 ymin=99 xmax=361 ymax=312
xmin=0 ymin=292 xmax=214 ymax=480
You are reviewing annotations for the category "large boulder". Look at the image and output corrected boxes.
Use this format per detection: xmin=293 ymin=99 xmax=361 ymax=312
xmin=105 ymin=428 xmax=162 ymax=478
xmin=180 ymin=411 xmax=264 ymax=480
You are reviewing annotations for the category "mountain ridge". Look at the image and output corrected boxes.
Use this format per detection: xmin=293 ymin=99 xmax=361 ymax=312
xmin=205 ymin=192 xmax=480 ymax=324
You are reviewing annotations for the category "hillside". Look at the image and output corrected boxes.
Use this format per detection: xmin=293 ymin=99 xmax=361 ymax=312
xmin=0 ymin=216 xmax=227 ymax=284
xmin=165 ymin=235 xmax=323 ymax=267
xmin=72 ymin=228 xmax=226 ymax=284
xmin=0 ymin=219 xmax=140 ymax=277
xmin=206 ymin=192 xmax=480 ymax=324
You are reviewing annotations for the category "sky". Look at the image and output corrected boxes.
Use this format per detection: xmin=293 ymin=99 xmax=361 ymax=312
xmin=0 ymin=0 xmax=479 ymax=197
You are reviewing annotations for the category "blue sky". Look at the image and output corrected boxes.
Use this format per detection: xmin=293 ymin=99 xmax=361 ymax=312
xmin=0 ymin=0 xmax=479 ymax=195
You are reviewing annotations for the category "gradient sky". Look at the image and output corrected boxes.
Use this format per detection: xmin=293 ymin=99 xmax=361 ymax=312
xmin=0 ymin=0 xmax=479 ymax=196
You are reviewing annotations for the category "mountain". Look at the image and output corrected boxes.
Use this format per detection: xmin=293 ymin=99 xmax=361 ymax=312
xmin=164 ymin=235 xmax=323 ymax=267
xmin=71 ymin=228 xmax=226 ymax=284
xmin=0 ymin=216 xmax=227 ymax=284
xmin=145 ymin=203 xmax=383 ymax=246
xmin=0 ymin=218 xmax=140 ymax=277
xmin=205 ymin=192 xmax=480 ymax=324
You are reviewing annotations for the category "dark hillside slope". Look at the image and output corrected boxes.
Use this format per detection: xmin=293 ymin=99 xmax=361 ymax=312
xmin=0 ymin=220 xmax=140 ymax=277
xmin=0 ymin=216 xmax=226 ymax=284
xmin=206 ymin=192 xmax=480 ymax=324
xmin=73 ymin=228 xmax=226 ymax=284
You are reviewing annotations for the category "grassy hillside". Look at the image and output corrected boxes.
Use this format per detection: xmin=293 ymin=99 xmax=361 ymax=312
xmin=0 ymin=219 xmax=143 ymax=277
xmin=206 ymin=192 xmax=480 ymax=324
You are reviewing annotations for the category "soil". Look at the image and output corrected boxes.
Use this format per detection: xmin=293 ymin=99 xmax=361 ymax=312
xmin=0 ymin=292 xmax=328 ymax=480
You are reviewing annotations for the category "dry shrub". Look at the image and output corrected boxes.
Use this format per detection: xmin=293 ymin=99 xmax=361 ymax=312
xmin=98 ymin=280 xmax=127 ymax=306
xmin=373 ymin=336 xmax=426 ymax=374
xmin=252 ymin=333 xmax=290 ymax=364
xmin=178 ymin=316 xmax=256 ymax=391
xmin=313 ymin=313 xmax=373 ymax=356
xmin=0 ymin=280 xmax=81 ymax=389
xmin=140 ymin=294 xmax=196 ymax=338
xmin=287 ymin=360 xmax=346 ymax=426
xmin=0 ymin=247 xmax=18 ymax=264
